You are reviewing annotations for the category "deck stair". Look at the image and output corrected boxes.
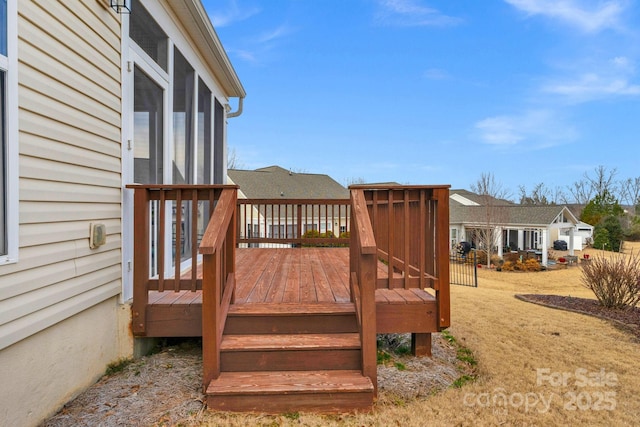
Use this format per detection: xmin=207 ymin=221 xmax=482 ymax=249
xmin=205 ymin=302 xmax=374 ymax=413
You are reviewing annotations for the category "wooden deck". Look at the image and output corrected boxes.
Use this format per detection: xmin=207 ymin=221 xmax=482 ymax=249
xmin=128 ymin=184 xmax=449 ymax=413
xmin=145 ymin=247 xmax=437 ymax=338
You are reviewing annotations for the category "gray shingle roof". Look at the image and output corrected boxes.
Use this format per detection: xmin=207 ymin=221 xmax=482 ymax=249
xmin=228 ymin=166 xmax=349 ymax=199
xmin=450 ymin=189 xmax=514 ymax=206
xmin=450 ymin=189 xmax=578 ymax=227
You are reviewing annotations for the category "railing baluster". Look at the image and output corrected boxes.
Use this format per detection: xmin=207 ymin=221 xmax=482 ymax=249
xmin=191 ymin=189 xmax=199 ymax=291
xmin=158 ymin=189 xmax=166 ymax=292
xmin=174 ymin=189 xmax=183 ymax=291
xmin=419 ymin=189 xmax=426 ymax=288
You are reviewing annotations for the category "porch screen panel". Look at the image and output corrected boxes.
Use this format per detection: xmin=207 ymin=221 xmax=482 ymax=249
xmin=213 ymin=99 xmax=224 ymax=184
xmin=173 ymin=48 xmax=196 ymax=263
xmin=133 ymin=66 xmax=164 ymax=276
xmin=0 ymin=71 xmax=5 ymax=255
xmin=172 ymin=48 xmax=194 ymax=185
xmin=133 ymin=66 xmax=163 ymax=184
xmin=197 ymin=77 xmax=212 ymax=185
xmin=196 ymin=78 xmax=212 ymax=244
xmin=130 ymin=0 xmax=168 ymax=71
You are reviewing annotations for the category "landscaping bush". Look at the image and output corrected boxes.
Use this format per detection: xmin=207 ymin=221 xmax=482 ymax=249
xmin=499 ymin=258 xmax=541 ymax=272
xmin=580 ymin=252 xmax=640 ymax=309
xmin=524 ymin=258 xmax=542 ymax=271
xmin=501 ymin=261 xmax=515 ymax=271
xmin=625 ymin=222 xmax=640 ymax=242
xmin=503 ymin=252 xmax=519 ymax=263
xmin=475 ymin=250 xmax=488 ymax=266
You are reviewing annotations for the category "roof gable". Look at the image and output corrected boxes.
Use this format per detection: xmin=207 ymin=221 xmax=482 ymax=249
xmin=228 ymin=166 xmax=349 ymax=199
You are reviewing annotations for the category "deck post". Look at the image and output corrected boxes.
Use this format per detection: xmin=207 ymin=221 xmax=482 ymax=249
xmin=361 ymin=251 xmax=377 ymax=393
xmin=411 ymin=333 xmax=432 ymax=357
xmin=434 ymin=187 xmax=450 ymax=329
xmin=131 ymin=187 xmax=150 ymax=336
xmin=202 ymin=252 xmax=220 ymax=388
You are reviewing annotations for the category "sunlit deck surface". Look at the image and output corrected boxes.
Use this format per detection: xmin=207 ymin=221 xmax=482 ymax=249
xmin=149 ymin=247 xmax=361 ymax=306
xmin=147 ymin=247 xmax=421 ymax=308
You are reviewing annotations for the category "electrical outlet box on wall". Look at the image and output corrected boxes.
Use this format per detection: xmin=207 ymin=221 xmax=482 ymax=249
xmin=89 ymin=223 xmax=107 ymax=249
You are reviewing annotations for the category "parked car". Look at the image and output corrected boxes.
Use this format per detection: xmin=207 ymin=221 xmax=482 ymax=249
xmin=553 ymin=240 xmax=568 ymax=250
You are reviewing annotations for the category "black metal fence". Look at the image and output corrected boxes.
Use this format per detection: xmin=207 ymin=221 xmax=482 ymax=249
xmin=450 ymin=249 xmax=478 ymax=287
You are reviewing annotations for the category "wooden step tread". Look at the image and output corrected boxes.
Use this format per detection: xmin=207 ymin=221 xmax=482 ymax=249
xmin=207 ymin=370 xmax=373 ymax=395
xmin=375 ymin=288 xmax=436 ymax=304
xmin=228 ymin=302 xmax=355 ymax=316
xmin=221 ymin=333 xmax=361 ymax=351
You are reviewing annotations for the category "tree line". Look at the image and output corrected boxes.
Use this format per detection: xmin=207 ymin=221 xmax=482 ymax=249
xmin=472 ymin=166 xmax=640 ymax=254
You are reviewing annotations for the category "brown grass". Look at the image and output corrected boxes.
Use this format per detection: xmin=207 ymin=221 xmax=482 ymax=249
xmin=192 ymin=243 xmax=640 ymax=426
xmin=46 ymin=242 xmax=640 ymax=426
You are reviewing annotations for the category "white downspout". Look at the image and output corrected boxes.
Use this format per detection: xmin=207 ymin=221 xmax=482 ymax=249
xmin=228 ymin=97 xmax=244 ymax=118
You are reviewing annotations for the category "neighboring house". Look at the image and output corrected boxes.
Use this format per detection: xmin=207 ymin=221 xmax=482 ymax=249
xmin=0 ymin=1 xmax=244 ymax=426
xmin=228 ymin=166 xmax=350 ymax=246
xmin=449 ymin=189 xmax=588 ymax=266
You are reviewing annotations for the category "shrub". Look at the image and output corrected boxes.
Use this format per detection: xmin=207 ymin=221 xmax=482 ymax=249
xmin=504 ymin=252 xmax=519 ymax=263
xmin=490 ymin=255 xmax=502 ymax=267
xmin=625 ymin=222 xmax=640 ymax=242
xmin=303 ymin=229 xmax=321 ymax=239
xmin=592 ymin=227 xmax=610 ymax=251
xmin=580 ymin=252 xmax=640 ymax=309
xmin=475 ymin=250 xmax=488 ymax=266
xmin=501 ymin=261 xmax=514 ymax=271
xmin=524 ymin=258 xmax=541 ymax=271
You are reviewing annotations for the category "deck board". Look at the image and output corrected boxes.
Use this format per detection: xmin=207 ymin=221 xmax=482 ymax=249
xmin=147 ymin=247 xmax=383 ymax=307
xmin=144 ymin=247 xmax=437 ymax=337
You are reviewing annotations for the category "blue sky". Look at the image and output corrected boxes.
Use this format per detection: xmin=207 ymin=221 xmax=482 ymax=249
xmin=203 ymin=0 xmax=639 ymax=197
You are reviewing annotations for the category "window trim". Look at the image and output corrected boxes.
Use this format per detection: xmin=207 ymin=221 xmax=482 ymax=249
xmin=0 ymin=0 xmax=17 ymax=265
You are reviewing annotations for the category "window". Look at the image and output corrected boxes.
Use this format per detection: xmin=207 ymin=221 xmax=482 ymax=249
xmin=0 ymin=0 xmax=16 ymax=264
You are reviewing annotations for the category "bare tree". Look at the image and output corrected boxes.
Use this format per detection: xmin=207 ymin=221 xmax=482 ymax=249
xmin=345 ymin=177 xmax=366 ymax=187
xmin=470 ymin=173 xmax=511 ymax=267
xmin=227 ymin=147 xmax=244 ymax=170
xmin=567 ymin=180 xmax=594 ymax=205
xmin=519 ymin=182 xmax=554 ymax=205
xmin=585 ymin=165 xmax=618 ymax=199
xmin=552 ymin=186 xmax=569 ymax=205
xmin=619 ymin=176 xmax=640 ymax=213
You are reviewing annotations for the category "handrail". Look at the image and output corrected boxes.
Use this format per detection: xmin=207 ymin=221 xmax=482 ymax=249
xmin=126 ymin=184 xmax=232 ymax=336
xmin=349 ymin=189 xmax=377 ymax=394
xmin=236 ymin=198 xmax=350 ymax=247
xmin=199 ymin=187 xmax=238 ymax=389
xmin=350 ymin=185 xmax=450 ymax=329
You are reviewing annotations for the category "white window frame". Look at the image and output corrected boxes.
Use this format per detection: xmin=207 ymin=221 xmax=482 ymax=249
xmin=0 ymin=0 xmax=18 ymax=265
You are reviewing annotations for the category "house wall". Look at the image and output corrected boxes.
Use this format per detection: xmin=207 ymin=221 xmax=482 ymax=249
xmin=0 ymin=297 xmax=131 ymax=426
xmin=0 ymin=2 xmax=131 ymax=425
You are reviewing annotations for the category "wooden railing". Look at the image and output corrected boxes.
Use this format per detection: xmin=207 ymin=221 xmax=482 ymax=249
xmin=349 ymin=189 xmax=378 ymax=393
xmin=236 ymin=198 xmax=350 ymax=247
xmin=351 ymin=185 xmax=451 ymax=329
xmin=200 ymin=187 xmax=238 ymax=388
xmin=127 ymin=184 xmax=233 ymax=336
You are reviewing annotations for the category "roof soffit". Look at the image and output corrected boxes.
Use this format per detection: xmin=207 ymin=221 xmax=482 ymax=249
xmin=166 ymin=0 xmax=245 ymax=98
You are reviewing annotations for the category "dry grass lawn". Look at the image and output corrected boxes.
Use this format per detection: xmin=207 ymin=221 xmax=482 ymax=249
xmin=44 ymin=243 xmax=640 ymax=426
xmin=193 ymin=242 xmax=640 ymax=426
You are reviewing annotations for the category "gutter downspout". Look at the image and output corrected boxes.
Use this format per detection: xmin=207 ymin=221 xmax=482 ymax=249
xmin=228 ymin=97 xmax=244 ymax=118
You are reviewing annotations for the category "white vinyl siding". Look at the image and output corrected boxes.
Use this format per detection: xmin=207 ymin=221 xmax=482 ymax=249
xmin=0 ymin=0 xmax=122 ymax=350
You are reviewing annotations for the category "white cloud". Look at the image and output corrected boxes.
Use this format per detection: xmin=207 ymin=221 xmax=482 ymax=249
xmin=505 ymin=0 xmax=626 ymax=32
xmin=255 ymin=25 xmax=294 ymax=44
xmin=209 ymin=0 xmax=260 ymax=28
xmin=475 ymin=110 xmax=578 ymax=147
xmin=544 ymin=73 xmax=640 ymax=100
xmin=423 ymin=68 xmax=451 ymax=80
xmin=375 ymin=0 xmax=462 ymax=27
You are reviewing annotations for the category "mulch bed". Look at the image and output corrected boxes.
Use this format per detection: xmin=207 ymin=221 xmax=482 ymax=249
xmin=516 ymin=294 xmax=640 ymax=340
